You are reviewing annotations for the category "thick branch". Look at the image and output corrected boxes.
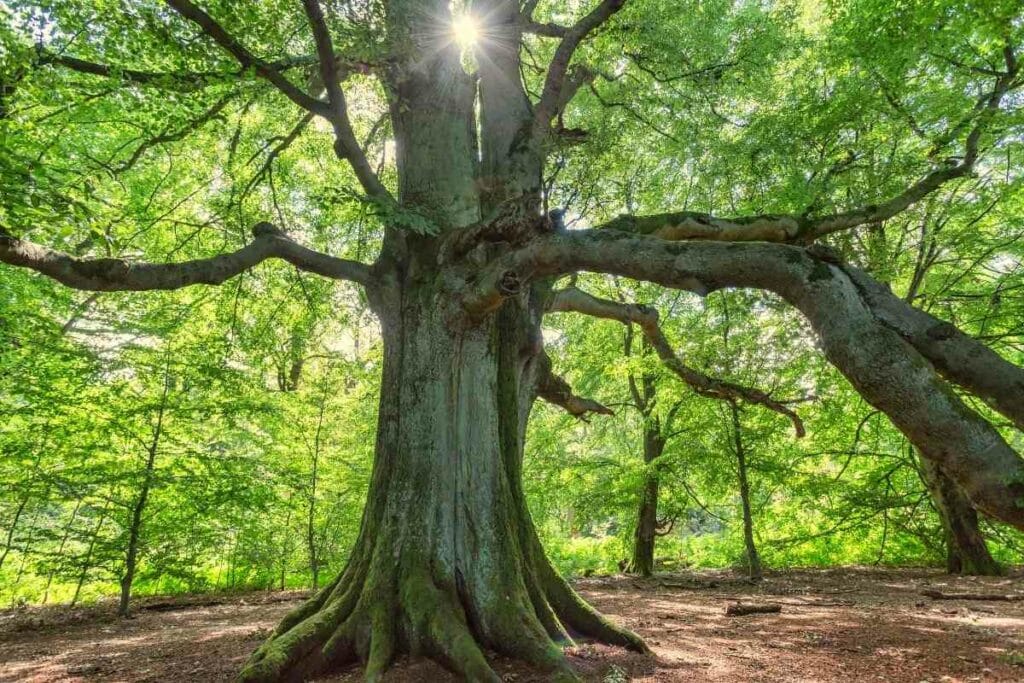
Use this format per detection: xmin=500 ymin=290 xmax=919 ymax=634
xmin=598 ymin=157 xmax=980 ymax=243
xmin=524 ymin=21 xmax=568 ymax=38
xmin=466 ymin=230 xmax=1024 ymax=527
xmin=0 ymin=223 xmax=372 ymax=291
xmin=547 ymin=287 xmax=806 ymax=436
xmin=536 ymin=352 xmax=614 ymax=419
xmin=533 ymin=0 xmax=626 ymax=129
xmin=164 ymin=0 xmax=328 ymax=115
xmin=299 ymin=0 xmax=390 ymax=200
xmin=840 ymin=263 xmax=1024 ymax=432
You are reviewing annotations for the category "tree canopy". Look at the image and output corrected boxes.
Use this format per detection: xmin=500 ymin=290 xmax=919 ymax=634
xmin=1 ymin=0 xmax=1022 ymax=680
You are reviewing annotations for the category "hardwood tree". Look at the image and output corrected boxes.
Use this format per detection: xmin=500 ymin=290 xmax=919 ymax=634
xmin=2 ymin=0 xmax=1023 ymax=680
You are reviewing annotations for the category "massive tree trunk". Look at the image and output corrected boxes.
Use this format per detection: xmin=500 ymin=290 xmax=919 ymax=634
xmin=238 ymin=3 xmax=643 ymax=680
xmin=238 ymin=280 xmax=645 ymax=682
xmin=918 ymin=456 xmax=1002 ymax=576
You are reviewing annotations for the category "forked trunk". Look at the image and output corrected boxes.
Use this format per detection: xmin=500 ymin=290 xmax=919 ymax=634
xmin=238 ymin=281 xmax=645 ymax=682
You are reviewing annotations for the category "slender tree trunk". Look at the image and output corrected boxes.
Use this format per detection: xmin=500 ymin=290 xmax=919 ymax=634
xmin=629 ymin=425 xmax=667 ymax=577
xmin=71 ymin=504 xmax=108 ymax=606
xmin=119 ymin=448 xmax=157 ymax=616
xmin=306 ymin=395 xmax=326 ymax=590
xmin=42 ymin=501 xmax=81 ymax=604
xmin=280 ymin=506 xmax=293 ymax=592
xmin=0 ymin=495 xmax=28 ymax=572
xmin=917 ymin=455 xmax=1002 ymax=576
xmin=1 ymin=446 xmax=47 ymax=573
xmin=118 ymin=366 xmax=170 ymax=617
xmin=623 ymin=334 xmax=669 ymax=577
xmin=13 ymin=505 xmax=44 ymax=585
xmin=730 ymin=403 xmax=762 ymax=580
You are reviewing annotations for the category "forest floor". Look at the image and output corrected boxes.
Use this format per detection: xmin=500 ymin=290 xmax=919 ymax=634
xmin=1 ymin=567 xmax=1023 ymax=682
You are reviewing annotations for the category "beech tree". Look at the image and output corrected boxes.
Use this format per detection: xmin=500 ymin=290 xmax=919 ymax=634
xmin=2 ymin=0 xmax=1023 ymax=681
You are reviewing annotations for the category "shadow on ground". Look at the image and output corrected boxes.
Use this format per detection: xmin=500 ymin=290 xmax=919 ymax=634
xmin=2 ymin=568 xmax=1023 ymax=682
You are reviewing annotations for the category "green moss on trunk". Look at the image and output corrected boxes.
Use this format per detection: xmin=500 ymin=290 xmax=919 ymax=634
xmin=237 ymin=289 xmax=645 ymax=683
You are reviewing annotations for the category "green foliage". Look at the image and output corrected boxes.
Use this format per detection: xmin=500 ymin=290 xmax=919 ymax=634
xmin=1 ymin=0 xmax=1022 ymax=606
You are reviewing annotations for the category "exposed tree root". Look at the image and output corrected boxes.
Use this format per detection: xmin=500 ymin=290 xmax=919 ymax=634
xmin=238 ymin=288 xmax=648 ymax=683
xmin=237 ymin=545 xmax=642 ymax=682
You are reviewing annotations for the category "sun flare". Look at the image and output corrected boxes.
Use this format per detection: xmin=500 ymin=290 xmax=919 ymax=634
xmin=452 ymin=13 xmax=479 ymax=48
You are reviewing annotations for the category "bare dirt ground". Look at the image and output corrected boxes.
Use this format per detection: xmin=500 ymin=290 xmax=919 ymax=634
xmin=2 ymin=567 xmax=1023 ymax=682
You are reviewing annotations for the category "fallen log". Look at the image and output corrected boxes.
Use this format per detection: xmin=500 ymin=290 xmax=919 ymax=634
xmin=921 ymin=589 xmax=1023 ymax=602
xmin=140 ymin=599 xmax=225 ymax=612
xmin=776 ymin=599 xmax=854 ymax=608
xmin=725 ymin=602 xmax=782 ymax=616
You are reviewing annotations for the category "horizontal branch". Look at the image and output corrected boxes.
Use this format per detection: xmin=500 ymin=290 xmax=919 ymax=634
xmin=547 ymin=286 xmax=805 ymax=436
xmin=37 ymin=49 xmax=319 ymax=91
xmin=466 ymin=230 xmax=1024 ymax=527
xmin=536 ymin=351 xmax=614 ymax=420
xmin=599 ymin=158 xmax=980 ymax=244
xmin=603 ymin=45 xmax=1019 ymax=245
xmin=524 ymin=21 xmax=568 ymax=38
xmin=0 ymin=223 xmax=372 ymax=291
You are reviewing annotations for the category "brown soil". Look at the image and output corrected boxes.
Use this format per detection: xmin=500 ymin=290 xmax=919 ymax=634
xmin=2 ymin=567 xmax=1022 ymax=682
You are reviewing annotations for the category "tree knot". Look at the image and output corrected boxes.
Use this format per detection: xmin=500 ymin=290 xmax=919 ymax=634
xmin=806 ymin=243 xmax=844 ymax=264
xmin=252 ymin=222 xmax=287 ymax=240
xmin=498 ymin=270 xmax=522 ymax=296
xmin=926 ymin=323 xmax=957 ymax=341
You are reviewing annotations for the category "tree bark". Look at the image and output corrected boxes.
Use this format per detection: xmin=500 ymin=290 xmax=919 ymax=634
xmin=917 ymin=456 xmax=1002 ymax=576
xmin=238 ymin=279 xmax=645 ymax=683
xmin=629 ymin=427 xmax=666 ymax=578
xmin=119 ymin=364 xmax=170 ymax=617
xmin=730 ymin=403 xmax=762 ymax=581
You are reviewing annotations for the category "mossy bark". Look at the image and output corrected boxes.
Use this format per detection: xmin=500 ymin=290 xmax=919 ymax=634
xmin=918 ymin=456 xmax=1002 ymax=576
xmin=238 ymin=281 xmax=646 ymax=683
xmin=628 ymin=424 xmax=666 ymax=578
xmin=241 ymin=4 xmax=645 ymax=679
